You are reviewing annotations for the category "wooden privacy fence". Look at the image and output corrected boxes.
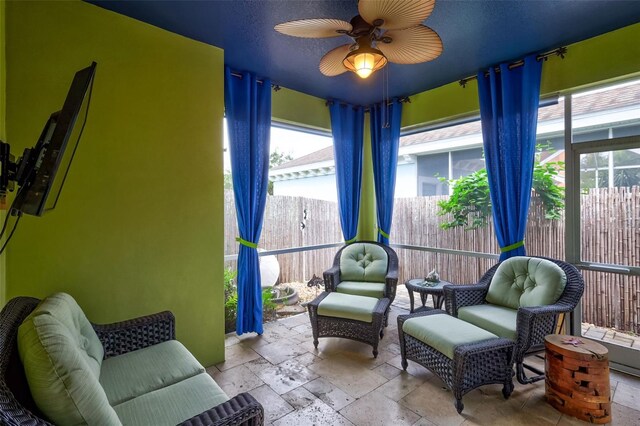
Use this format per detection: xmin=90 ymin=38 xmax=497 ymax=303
xmin=224 ymin=191 xmax=343 ymax=284
xmin=224 ymin=187 xmax=640 ymax=333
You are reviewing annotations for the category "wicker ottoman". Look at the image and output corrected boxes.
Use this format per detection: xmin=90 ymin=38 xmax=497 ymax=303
xmin=398 ymin=310 xmax=515 ymax=413
xmin=307 ymin=292 xmax=390 ymax=358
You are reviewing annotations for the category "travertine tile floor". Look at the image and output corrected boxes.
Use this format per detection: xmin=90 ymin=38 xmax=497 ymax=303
xmin=210 ymin=306 xmax=640 ymax=426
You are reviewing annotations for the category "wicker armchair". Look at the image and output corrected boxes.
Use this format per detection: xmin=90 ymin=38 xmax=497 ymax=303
xmin=444 ymin=256 xmax=584 ymax=385
xmin=0 ymin=297 xmax=264 ymax=426
xmin=323 ymin=241 xmax=398 ymax=325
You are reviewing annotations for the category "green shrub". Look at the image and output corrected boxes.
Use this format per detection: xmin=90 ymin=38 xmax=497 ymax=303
xmin=224 ymin=267 xmax=277 ymax=333
xmin=437 ymin=146 xmax=564 ymax=230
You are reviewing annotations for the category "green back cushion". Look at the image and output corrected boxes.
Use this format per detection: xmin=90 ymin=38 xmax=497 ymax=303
xmin=486 ymin=257 xmax=567 ymax=309
xmin=18 ymin=293 xmax=121 ymax=426
xmin=340 ymin=243 xmax=388 ymax=283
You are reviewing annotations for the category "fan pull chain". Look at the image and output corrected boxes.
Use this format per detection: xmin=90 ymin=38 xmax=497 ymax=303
xmin=383 ymin=66 xmax=390 ymax=129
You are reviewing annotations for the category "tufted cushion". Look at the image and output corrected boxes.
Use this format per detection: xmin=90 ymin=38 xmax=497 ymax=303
xmin=18 ymin=293 xmax=121 ymax=426
xmin=339 ymin=243 xmax=388 ymax=283
xmin=486 ymin=257 xmax=567 ymax=310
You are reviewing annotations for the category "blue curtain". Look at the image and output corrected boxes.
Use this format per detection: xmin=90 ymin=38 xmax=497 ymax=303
xmin=370 ymin=100 xmax=402 ymax=245
xmin=329 ymin=102 xmax=365 ymax=243
xmin=477 ymin=54 xmax=542 ymax=261
xmin=224 ymin=67 xmax=271 ymax=335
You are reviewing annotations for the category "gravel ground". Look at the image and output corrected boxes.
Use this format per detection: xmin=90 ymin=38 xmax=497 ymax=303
xmin=277 ymin=281 xmax=324 ymax=304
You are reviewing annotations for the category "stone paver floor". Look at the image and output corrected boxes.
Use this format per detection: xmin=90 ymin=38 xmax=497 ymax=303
xmin=211 ymin=303 xmax=640 ymax=425
xmin=582 ymin=324 xmax=640 ymax=349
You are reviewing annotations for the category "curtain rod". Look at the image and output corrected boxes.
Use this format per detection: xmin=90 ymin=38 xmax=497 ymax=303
xmin=458 ymin=46 xmax=567 ymax=88
xmin=229 ymin=71 xmax=281 ymax=91
xmin=325 ymin=96 xmax=411 ymax=111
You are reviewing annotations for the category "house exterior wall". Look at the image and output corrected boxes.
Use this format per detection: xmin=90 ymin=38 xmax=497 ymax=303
xmin=395 ymin=162 xmax=418 ymax=198
xmin=5 ymin=0 xmax=225 ymax=365
xmin=274 ymin=174 xmax=338 ymax=202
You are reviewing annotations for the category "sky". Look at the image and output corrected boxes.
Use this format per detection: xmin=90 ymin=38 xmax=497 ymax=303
xmin=223 ymin=121 xmax=333 ymax=171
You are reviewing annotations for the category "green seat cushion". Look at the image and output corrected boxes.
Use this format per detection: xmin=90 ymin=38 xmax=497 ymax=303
xmin=336 ymin=281 xmax=386 ymax=298
xmin=340 ymin=243 xmax=388 ymax=283
xmin=318 ymin=293 xmax=379 ymax=323
xmin=100 ymin=340 xmax=205 ymax=405
xmin=486 ymin=257 xmax=567 ymax=309
xmin=113 ymin=373 xmax=229 ymax=426
xmin=402 ymin=313 xmax=498 ymax=359
xmin=18 ymin=293 xmax=121 ymax=426
xmin=457 ymin=304 xmax=518 ymax=341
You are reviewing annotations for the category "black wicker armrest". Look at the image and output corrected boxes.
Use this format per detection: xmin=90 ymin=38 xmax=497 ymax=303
xmin=178 ymin=393 xmax=264 ymax=426
xmin=323 ymin=266 xmax=341 ymax=292
xmin=93 ymin=311 xmax=175 ymax=358
xmin=444 ymin=284 xmax=488 ymax=316
xmin=518 ymin=303 xmax=575 ymax=319
xmin=513 ymin=303 xmax=575 ymax=359
xmin=384 ymin=270 xmax=398 ymax=302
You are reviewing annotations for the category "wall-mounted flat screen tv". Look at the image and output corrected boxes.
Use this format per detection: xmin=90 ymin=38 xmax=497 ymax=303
xmin=11 ymin=62 xmax=96 ymax=216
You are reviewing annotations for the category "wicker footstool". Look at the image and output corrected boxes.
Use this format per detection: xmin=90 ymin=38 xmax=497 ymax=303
xmin=307 ymin=292 xmax=390 ymax=358
xmin=398 ymin=310 xmax=515 ymax=413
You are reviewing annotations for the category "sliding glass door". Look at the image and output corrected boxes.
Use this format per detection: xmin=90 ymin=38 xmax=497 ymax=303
xmin=566 ymin=80 xmax=640 ymax=373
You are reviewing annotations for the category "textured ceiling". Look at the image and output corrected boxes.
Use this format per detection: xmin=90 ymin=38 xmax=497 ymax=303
xmin=90 ymin=0 xmax=640 ymax=105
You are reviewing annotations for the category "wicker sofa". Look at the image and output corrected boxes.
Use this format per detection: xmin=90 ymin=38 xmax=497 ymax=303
xmin=0 ymin=294 xmax=264 ymax=426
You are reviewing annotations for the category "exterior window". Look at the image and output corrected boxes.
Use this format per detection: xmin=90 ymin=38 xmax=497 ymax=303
xmin=417 ymin=152 xmax=448 ymax=196
xmin=580 ymin=150 xmax=640 ymax=189
xmin=451 ymin=148 xmax=484 ymax=179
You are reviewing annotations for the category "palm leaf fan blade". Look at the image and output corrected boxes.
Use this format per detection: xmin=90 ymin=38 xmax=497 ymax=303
xmin=319 ymin=44 xmax=353 ymax=76
xmin=378 ymin=25 xmax=443 ymax=64
xmin=274 ymin=19 xmax=352 ymax=38
xmin=358 ymin=0 xmax=436 ymax=30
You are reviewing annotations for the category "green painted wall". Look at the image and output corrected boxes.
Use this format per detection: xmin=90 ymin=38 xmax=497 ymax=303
xmin=272 ymin=87 xmax=331 ymax=131
xmin=5 ymin=1 xmax=225 ymax=365
xmin=540 ymin=22 xmax=640 ymax=95
xmin=357 ymin=114 xmax=377 ymax=241
xmin=402 ymin=22 xmax=640 ymax=128
xmin=0 ymin=0 xmax=5 ymax=307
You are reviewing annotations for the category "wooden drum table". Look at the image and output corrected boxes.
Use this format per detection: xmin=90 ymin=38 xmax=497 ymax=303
xmin=544 ymin=334 xmax=611 ymax=424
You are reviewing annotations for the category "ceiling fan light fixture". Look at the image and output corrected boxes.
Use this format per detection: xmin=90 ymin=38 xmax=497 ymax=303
xmin=343 ymin=43 xmax=387 ymax=79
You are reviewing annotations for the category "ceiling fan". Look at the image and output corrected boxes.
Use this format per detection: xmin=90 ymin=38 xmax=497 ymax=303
xmin=274 ymin=0 xmax=443 ymax=79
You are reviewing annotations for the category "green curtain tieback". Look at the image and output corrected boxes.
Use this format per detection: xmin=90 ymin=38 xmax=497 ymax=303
xmin=344 ymin=237 xmax=357 ymax=244
xmin=500 ymin=240 xmax=524 ymax=253
xmin=378 ymin=228 xmax=390 ymax=239
xmin=236 ymin=237 xmax=258 ymax=249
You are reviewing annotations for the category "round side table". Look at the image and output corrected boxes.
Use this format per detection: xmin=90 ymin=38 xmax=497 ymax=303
xmin=544 ymin=334 xmax=611 ymax=424
xmin=404 ymin=279 xmax=450 ymax=313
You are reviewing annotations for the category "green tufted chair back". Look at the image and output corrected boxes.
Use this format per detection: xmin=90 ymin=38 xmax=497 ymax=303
xmin=486 ymin=256 xmax=567 ymax=309
xmin=339 ymin=243 xmax=389 ymax=283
